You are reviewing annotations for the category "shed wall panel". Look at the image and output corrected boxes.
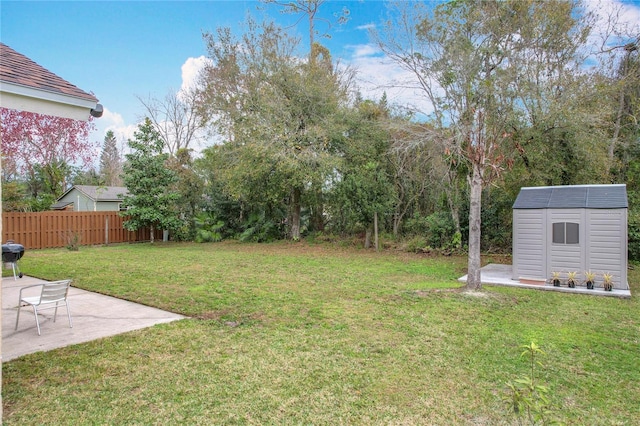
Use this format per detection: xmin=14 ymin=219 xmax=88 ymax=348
xmin=513 ymin=210 xmax=545 ymax=280
xmin=586 ymin=210 xmax=627 ymax=289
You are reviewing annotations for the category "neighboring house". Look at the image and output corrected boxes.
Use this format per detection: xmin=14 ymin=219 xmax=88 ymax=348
xmin=512 ymin=184 xmax=628 ymax=290
xmin=53 ymin=185 xmax=128 ymax=212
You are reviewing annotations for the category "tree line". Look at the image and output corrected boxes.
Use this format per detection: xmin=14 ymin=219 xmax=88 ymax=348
xmin=2 ymin=1 xmax=639 ymax=277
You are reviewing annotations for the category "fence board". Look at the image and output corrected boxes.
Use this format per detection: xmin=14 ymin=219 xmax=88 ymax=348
xmin=2 ymin=211 xmax=151 ymax=249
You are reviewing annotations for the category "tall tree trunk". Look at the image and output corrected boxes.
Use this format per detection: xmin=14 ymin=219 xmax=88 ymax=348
xmin=364 ymin=226 xmax=372 ymax=249
xmin=290 ymin=187 xmax=302 ymax=241
xmin=393 ymin=212 xmax=400 ymax=237
xmin=610 ymin=82 xmax=626 ymax=160
xmin=466 ymin=164 xmax=483 ymax=290
xmin=444 ymin=169 xmax=462 ymax=243
xmin=150 ymin=225 xmax=155 ymax=244
xmin=374 ymin=211 xmax=379 ymax=251
xmin=310 ymin=180 xmax=324 ymax=232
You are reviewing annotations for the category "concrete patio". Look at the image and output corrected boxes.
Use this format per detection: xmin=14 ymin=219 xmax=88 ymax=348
xmin=459 ymin=263 xmax=632 ymax=298
xmin=2 ymin=276 xmax=186 ymax=361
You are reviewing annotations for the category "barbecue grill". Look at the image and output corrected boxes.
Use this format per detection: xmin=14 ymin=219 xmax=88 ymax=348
xmin=2 ymin=241 xmax=24 ymax=279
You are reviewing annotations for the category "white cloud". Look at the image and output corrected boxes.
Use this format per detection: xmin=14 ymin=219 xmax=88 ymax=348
xmin=345 ymin=43 xmax=435 ymax=117
xmin=587 ymin=0 xmax=640 ymax=30
xmin=180 ymin=55 xmax=212 ymax=96
xmin=356 ymin=23 xmax=376 ymax=31
xmin=584 ymin=0 xmax=640 ymax=52
xmin=346 ymin=43 xmax=381 ymax=59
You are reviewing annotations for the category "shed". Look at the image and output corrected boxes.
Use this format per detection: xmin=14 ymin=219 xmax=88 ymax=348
xmin=54 ymin=185 xmax=128 ymax=212
xmin=512 ymin=184 xmax=628 ymax=290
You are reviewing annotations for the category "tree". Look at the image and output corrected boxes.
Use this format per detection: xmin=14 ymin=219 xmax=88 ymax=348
xmin=1 ymin=180 xmax=30 ymax=212
xmin=0 ymin=108 xmax=97 ymax=184
xmin=120 ymin=118 xmax=180 ymax=243
xmin=72 ymin=167 xmax=102 ymax=186
xmin=375 ymin=0 xmax=595 ymax=289
xmin=137 ymin=88 xmax=205 ymax=157
xmin=263 ymin=0 xmax=350 ymax=50
xmin=197 ymin=18 xmax=350 ymax=240
xmin=1 ymin=107 xmax=98 ymax=208
xmin=99 ymin=130 xmax=123 ymax=186
xmin=166 ymin=148 xmax=205 ymax=241
xmin=332 ymin=97 xmax=395 ymax=249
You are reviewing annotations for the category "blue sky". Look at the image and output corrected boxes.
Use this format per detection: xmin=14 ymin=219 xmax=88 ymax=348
xmin=2 ymin=0 xmax=640 ymax=155
xmin=1 ymin=0 xmax=394 ymax=149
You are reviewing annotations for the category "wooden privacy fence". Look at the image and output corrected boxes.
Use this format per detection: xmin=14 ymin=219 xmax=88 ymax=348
xmin=2 ymin=211 xmax=151 ymax=249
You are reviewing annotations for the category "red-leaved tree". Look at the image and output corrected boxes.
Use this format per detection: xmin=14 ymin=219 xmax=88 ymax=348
xmin=0 ymin=107 xmax=97 ymax=194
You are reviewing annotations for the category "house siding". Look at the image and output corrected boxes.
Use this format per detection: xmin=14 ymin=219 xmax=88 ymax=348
xmin=56 ymin=188 xmax=122 ymax=212
xmin=58 ymin=191 xmax=91 ymax=211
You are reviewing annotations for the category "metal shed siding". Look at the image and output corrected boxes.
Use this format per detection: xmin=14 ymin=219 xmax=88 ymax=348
xmin=512 ymin=209 xmax=545 ymax=280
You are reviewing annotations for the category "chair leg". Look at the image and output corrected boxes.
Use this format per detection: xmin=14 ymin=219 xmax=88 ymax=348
xmin=33 ymin=305 xmax=41 ymax=336
xmin=66 ymin=301 xmax=73 ymax=328
xmin=53 ymin=301 xmax=59 ymax=323
xmin=15 ymin=303 xmax=22 ymax=330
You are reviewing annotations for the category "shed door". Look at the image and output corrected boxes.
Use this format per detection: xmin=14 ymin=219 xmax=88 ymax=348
xmin=547 ymin=209 xmax=585 ymax=277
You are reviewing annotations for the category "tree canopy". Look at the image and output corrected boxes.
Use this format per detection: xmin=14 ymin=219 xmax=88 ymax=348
xmin=120 ymin=118 xmax=181 ymax=243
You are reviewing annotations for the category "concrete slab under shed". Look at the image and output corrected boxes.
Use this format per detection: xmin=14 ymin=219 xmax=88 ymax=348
xmin=458 ymin=264 xmax=631 ymax=298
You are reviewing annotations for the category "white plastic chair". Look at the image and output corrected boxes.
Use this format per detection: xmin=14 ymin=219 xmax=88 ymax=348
xmin=15 ymin=280 xmax=73 ymax=335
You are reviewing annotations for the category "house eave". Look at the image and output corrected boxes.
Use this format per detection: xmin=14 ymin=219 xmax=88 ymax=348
xmin=0 ymin=80 xmax=97 ymax=121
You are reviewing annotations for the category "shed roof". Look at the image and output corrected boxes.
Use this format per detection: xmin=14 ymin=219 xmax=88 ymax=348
xmin=59 ymin=185 xmax=129 ymax=202
xmin=513 ymin=184 xmax=628 ymax=209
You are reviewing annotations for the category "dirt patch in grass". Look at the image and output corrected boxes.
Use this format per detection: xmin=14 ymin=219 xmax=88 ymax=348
xmin=196 ymin=310 xmax=232 ymax=321
xmin=414 ymin=287 xmax=483 ymax=297
xmin=195 ymin=310 xmax=269 ymax=326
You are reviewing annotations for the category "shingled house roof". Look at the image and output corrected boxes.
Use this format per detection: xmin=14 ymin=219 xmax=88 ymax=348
xmin=61 ymin=185 xmax=129 ymax=202
xmin=0 ymin=42 xmax=97 ymax=103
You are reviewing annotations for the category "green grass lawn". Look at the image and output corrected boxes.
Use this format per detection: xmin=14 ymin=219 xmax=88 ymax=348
xmin=3 ymin=242 xmax=639 ymax=424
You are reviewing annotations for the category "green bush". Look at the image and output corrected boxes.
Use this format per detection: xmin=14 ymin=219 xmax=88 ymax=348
xmin=405 ymin=212 xmax=452 ymax=248
xmin=194 ymin=212 xmax=225 ymax=243
xmin=238 ymin=211 xmax=282 ymax=242
xmin=404 ymin=235 xmax=430 ymax=253
xmin=504 ymin=342 xmax=560 ymax=425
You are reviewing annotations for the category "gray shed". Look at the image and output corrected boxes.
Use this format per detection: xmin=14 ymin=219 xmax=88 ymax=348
xmin=512 ymin=184 xmax=628 ymax=290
